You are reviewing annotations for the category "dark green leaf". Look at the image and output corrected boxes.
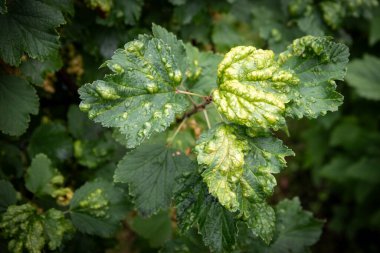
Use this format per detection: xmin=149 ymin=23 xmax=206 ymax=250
xmin=0 ymin=0 xmax=66 ymax=66
xmin=67 ymin=104 xmax=103 ymax=140
xmin=20 ymin=52 xmax=62 ymax=86
xmin=0 ymin=75 xmax=39 ymax=136
xmin=114 ymin=139 xmax=194 ymax=216
xmin=176 ymin=173 xmax=238 ymax=253
xmin=0 ymin=141 xmax=24 ymax=178
xmin=25 ymin=154 xmax=65 ymax=197
xmin=0 ymin=180 xmax=17 ymax=212
xmin=269 ymin=198 xmax=324 ymax=253
xmin=369 ymin=7 xmax=380 ymax=45
xmin=346 ymin=54 xmax=380 ymax=100
xmin=129 ymin=211 xmax=172 ymax=247
xmin=0 ymin=0 xmax=6 ymax=14
xmin=28 ymin=122 xmax=73 ymax=164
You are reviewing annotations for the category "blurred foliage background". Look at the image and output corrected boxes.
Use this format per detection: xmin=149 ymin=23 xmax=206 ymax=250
xmin=1 ymin=0 xmax=380 ymax=252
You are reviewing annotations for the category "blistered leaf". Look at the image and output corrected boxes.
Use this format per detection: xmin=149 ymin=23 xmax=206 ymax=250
xmin=213 ymin=36 xmax=349 ymax=129
xmin=85 ymin=0 xmax=112 ymax=12
xmin=28 ymin=122 xmax=73 ymax=164
xmin=195 ymin=124 xmax=248 ymax=211
xmin=79 ymin=35 xmax=190 ymax=148
xmin=0 ymin=75 xmax=39 ymax=136
xmin=69 ymin=180 xmax=129 ymax=237
xmin=41 ymin=208 xmax=75 ymax=250
xmin=152 ymin=23 xmax=188 ymax=75
xmin=25 ymin=154 xmax=67 ymax=198
xmin=0 ymin=0 xmax=66 ymax=66
xmin=176 ymin=173 xmax=238 ymax=253
xmin=0 ymin=180 xmax=17 ymax=212
xmin=0 ymin=204 xmax=73 ymax=253
xmin=345 ymin=54 xmax=380 ymax=100
xmin=213 ymin=46 xmax=297 ymax=131
xmin=280 ymin=36 xmax=349 ymax=118
xmin=114 ymin=139 xmax=194 ymax=216
xmin=320 ymin=1 xmax=344 ymax=29
xmin=195 ymin=124 xmax=293 ymax=243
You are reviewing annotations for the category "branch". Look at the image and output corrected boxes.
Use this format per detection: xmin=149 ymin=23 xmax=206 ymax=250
xmin=176 ymin=96 xmax=213 ymax=123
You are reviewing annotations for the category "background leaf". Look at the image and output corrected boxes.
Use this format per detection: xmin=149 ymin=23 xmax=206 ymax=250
xmin=0 ymin=75 xmax=39 ymax=136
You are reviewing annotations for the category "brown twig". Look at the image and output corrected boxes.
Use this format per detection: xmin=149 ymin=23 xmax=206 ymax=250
xmin=176 ymin=96 xmax=213 ymax=123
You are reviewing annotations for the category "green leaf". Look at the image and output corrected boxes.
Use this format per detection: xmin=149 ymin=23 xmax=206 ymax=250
xmin=176 ymin=173 xmax=238 ymax=253
xmin=0 ymin=0 xmax=6 ymax=14
xmin=67 ymin=104 xmax=103 ymax=140
xmin=0 ymin=141 xmax=24 ymax=179
xmin=25 ymin=154 xmax=66 ymax=197
xmin=237 ymin=197 xmax=324 ymax=252
xmin=129 ymin=211 xmax=172 ymax=247
xmin=99 ymin=0 xmax=143 ymax=26
xmin=69 ymin=180 xmax=129 ymax=237
xmin=319 ymin=156 xmax=351 ymax=183
xmin=195 ymin=124 xmax=293 ymax=243
xmin=369 ymin=7 xmax=380 ymax=45
xmin=268 ymin=198 xmax=324 ymax=253
xmin=320 ymin=1 xmax=344 ymax=29
xmin=280 ymin=36 xmax=349 ymax=118
xmin=0 ymin=204 xmax=73 ymax=253
xmin=79 ymin=35 xmax=190 ymax=148
xmin=212 ymin=14 xmax=245 ymax=53
xmin=0 ymin=180 xmax=17 ymax=212
xmin=213 ymin=46 xmax=296 ymax=131
xmin=185 ymin=43 xmax=222 ymax=94
xmin=0 ymin=0 xmax=66 ymax=66
xmin=41 ymin=0 xmax=74 ymax=16
xmin=0 ymin=75 xmax=39 ymax=136
xmin=20 ymin=52 xmax=63 ymax=86
xmin=346 ymin=158 xmax=380 ymax=183
xmin=114 ymin=139 xmax=194 ymax=216
xmin=28 ymin=122 xmax=73 ymax=164
xmin=160 ymin=229 xmax=209 ymax=253
xmin=345 ymin=54 xmax=380 ymax=100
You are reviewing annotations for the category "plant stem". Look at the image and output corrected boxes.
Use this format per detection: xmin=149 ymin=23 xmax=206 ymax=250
xmin=176 ymin=89 xmax=207 ymax=98
xmin=203 ymin=109 xmax=211 ymax=129
xmin=176 ymin=96 xmax=213 ymax=123
xmin=168 ymin=118 xmax=187 ymax=144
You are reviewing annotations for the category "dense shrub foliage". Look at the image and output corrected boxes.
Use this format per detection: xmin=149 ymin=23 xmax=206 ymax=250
xmin=0 ymin=1 xmax=379 ymax=253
